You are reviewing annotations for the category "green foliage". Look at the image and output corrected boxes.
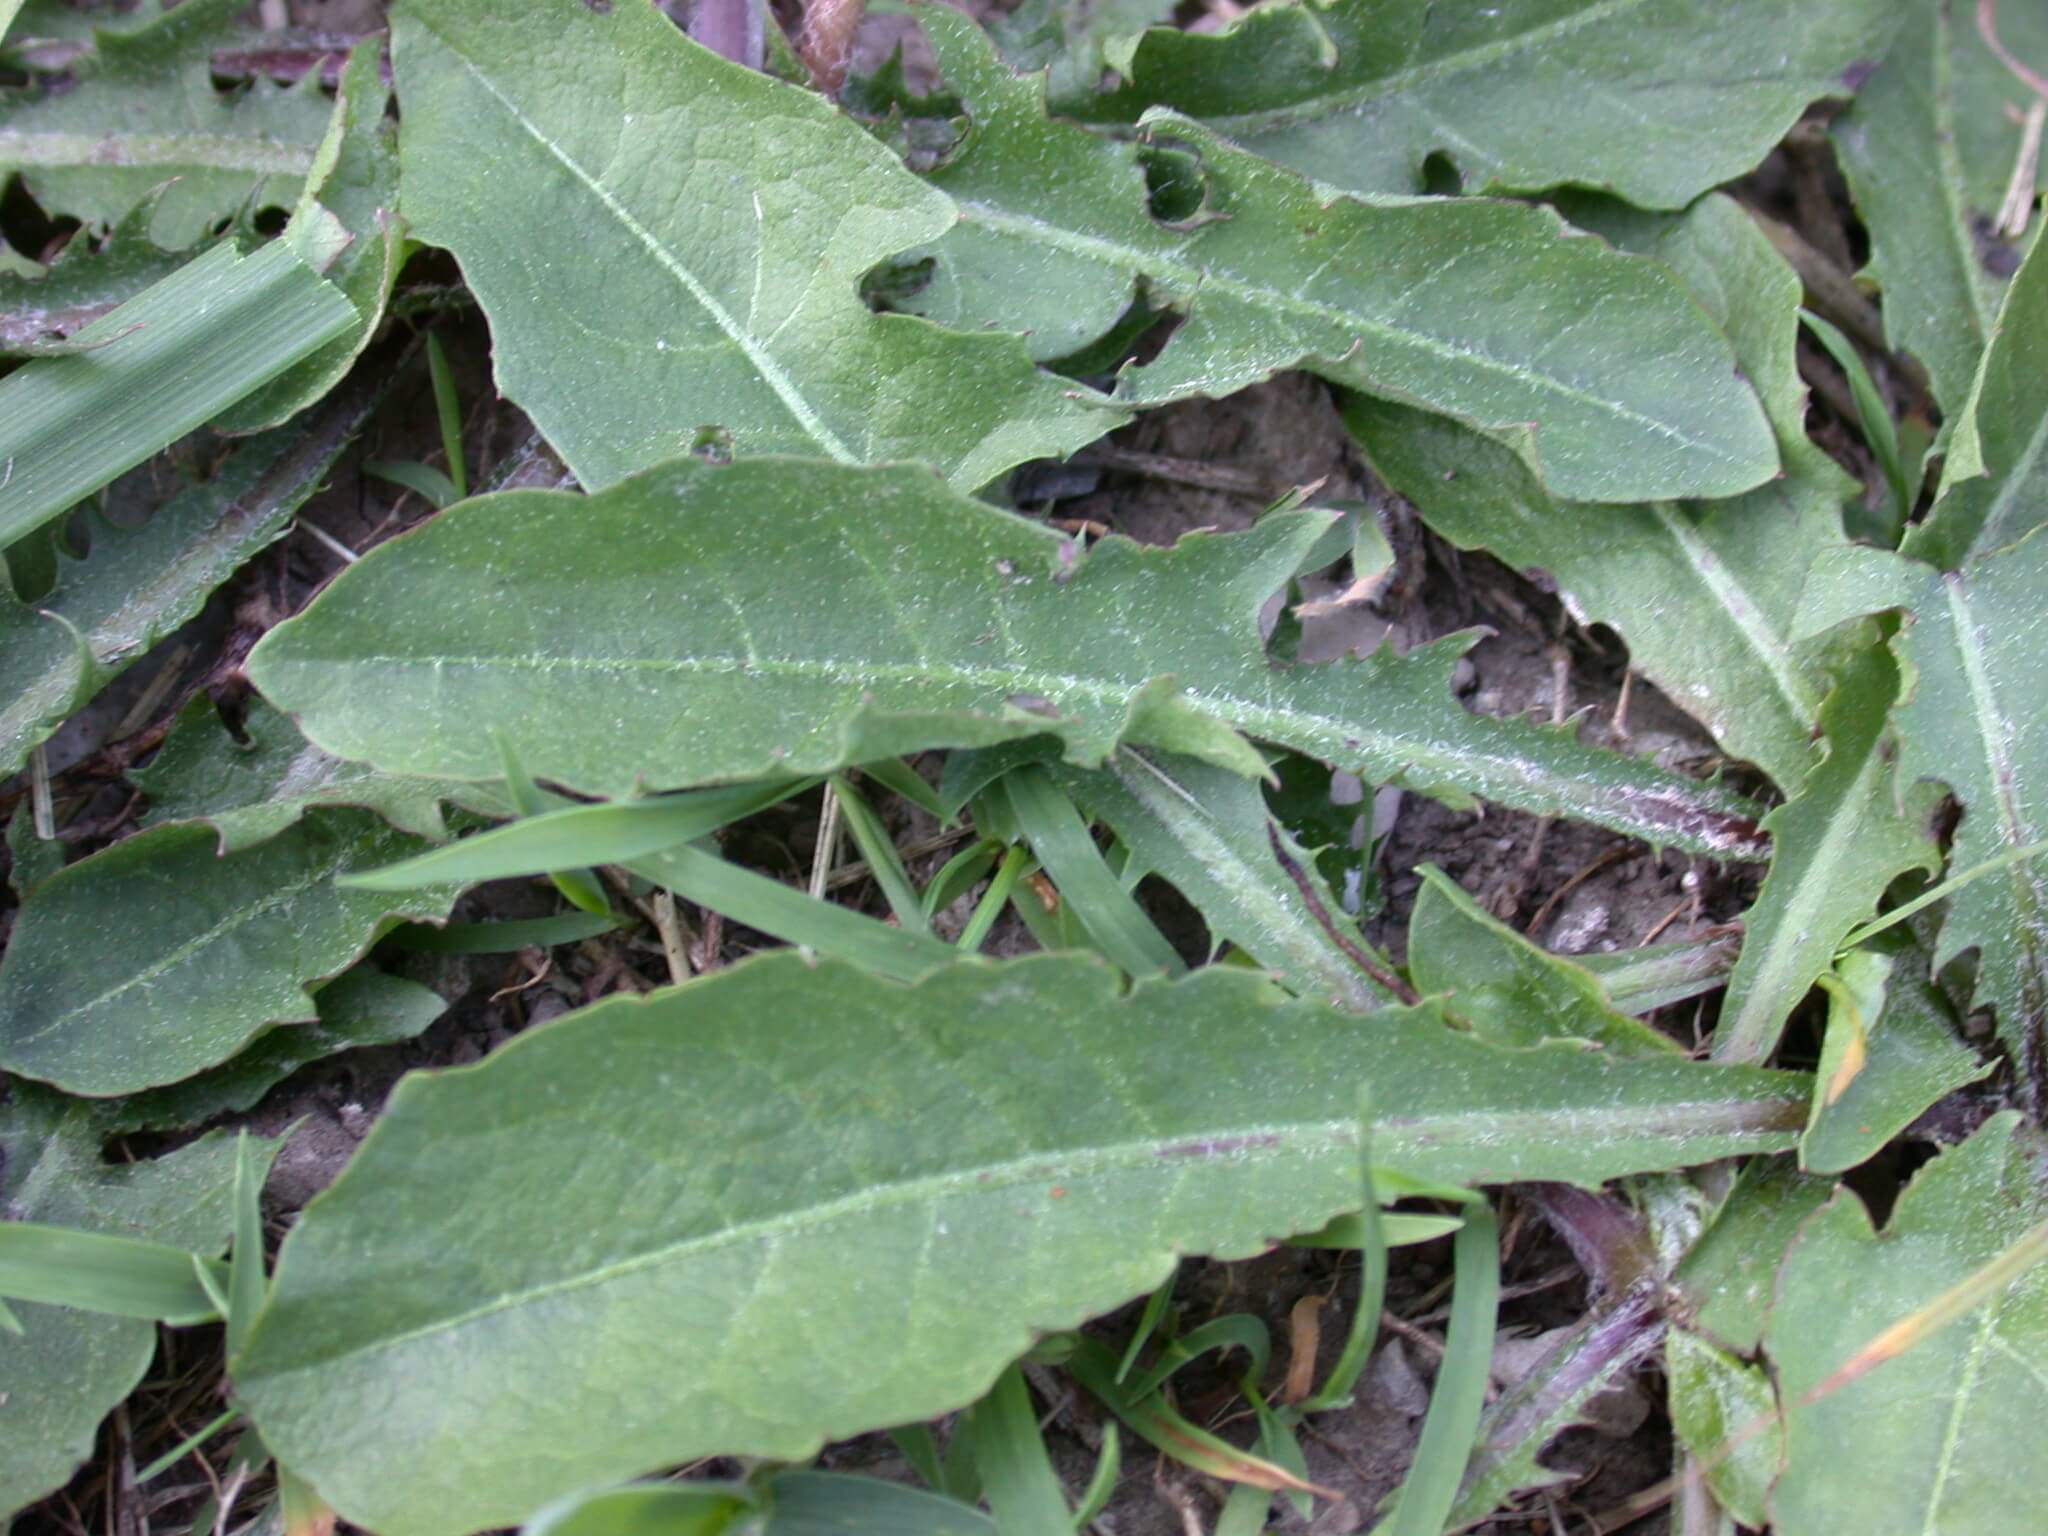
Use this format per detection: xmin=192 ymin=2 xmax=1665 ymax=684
xmin=232 ymin=953 xmax=1802 ymax=1535
xmin=1905 ymin=230 xmax=2048 ymax=569
xmin=1799 ymin=532 xmax=2048 ymax=1102
xmin=390 ymin=0 xmax=1112 ymax=491
xmin=912 ymin=10 xmax=1779 ymax=504
xmin=0 ymin=237 xmax=356 ymax=545
xmin=0 ymin=0 xmax=332 ymax=247
xmin=0 ymin=810 xmax=463 ymax=1094
xmin=137 ymin=696 xmax=489 ymax=852
xmin=1711 ymin=642 xmax=1940 ymax=1065
xmin=0 ymin=191 xmax=195 ymax=355
xmin=0 ymin=384 xmax=375 ymax=778
xmin=248 ymin=459 xmax=1766 ymax=854
xmin=0 ymin=1096 xmax=257 ymax=1517
xmin=1347 ymin=192 xmax=1853 ymax=793
xmin=1800 ymin=945 xmax=1991 ymax=1175
xmin=4 ymin=4 xmax=2043 ymax=1530
xmin=1768 ymin=1115 xmax=2048 ymax=1536
xmin=1832 ymin=0 xmax=2047 ymax=411
xmin=1407 ymin=864 xmax=1679 ymax=1056
xmin=1078 ymin=0 xmax=1902 ymax=208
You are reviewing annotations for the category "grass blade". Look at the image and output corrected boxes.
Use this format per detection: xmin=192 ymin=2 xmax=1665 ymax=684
xmin=626 ymin=843 xmax=959 ymax=983
xmin=1004 ymin=767 xmax=1185 ymax=978
xmin=364 ymin=459 xmax=459 ymax=510
xmin=1066 ymin=1337 xmax=1335 ymax=1498
xmin=1300 ymin=1108 xmax=1391 ymax=1413
xmin=1383 ymin=1197 xmax=1501 ymax=1536
xmin=828 ymin=775 xmax=928 ymax=934
xmin=857 ymin=757 xmax=947 ymax=821
xmin=1800 ymin=309 xmax=1910 ymax=535
xmin=0 ymin=1223 xmax=225 ymax=1325
xmin=923 ymin=840 xmax=1002 ymax=921
xmin=957 ymin=843 xmax=1035 ymax=953
xmin=343 ymin=779 xmax=815 ymax=891
xmin=1070 ymin=1426 xmax=1120 ymax=1531
xmin=385 ymin=912 xmax=624 ymax=953
xmin=426 ymin=332 xmax=467 ymax=502
xmin=495 ymin=734 xmax=611 ymax=916
xmin=0 ymin=240 xmax=356 ymax=545
xmin=226 ymin=1130 xmax=266 ymax=1359
xmin=966 ymin=1365 xmax=1071 ymax=1535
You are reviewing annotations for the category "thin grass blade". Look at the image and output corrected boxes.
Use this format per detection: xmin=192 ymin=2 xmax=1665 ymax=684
xmin=626 ymin=843 xmax=959 ymax=983
xmin=1005 ymin=767 xmax=1184 ymax=978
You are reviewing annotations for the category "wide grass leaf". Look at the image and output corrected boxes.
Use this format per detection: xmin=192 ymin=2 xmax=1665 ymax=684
xmin=1767 ymin=1113 xmax=2048 ymax=1536
xmin=0 ymin=809 xmax=464 ymax=1096
xmin=213 ymin=39 xmax=403 ymax=434
xmin=1345 ymin=194 xmax=1852 ymax=793
xmin=0 ymin=0 xmax=331 ymax=249
xmin=0 ymin=1094 xmax=250 ymax=1518
xmin=1832 ymin=0 xmax=2047 ymax=411
xmin=909 ymin=12 xmax=1776 ymax=505
xmin=248 ymin=458 xmax=1768 ymax=858
xmin=390 ymin=0 xmax=1111 ymax=492
xmin=1904 ymin=230 xmax=2048 ymax=570
xmin=1074 ymin=0 xmax=1901 ymax=209
xmin=1710 ymin=642 xmax=1939 ymax=1065
xmin=1797 ymin=532 xmax=2048 ymax=1105
xmin=0 ymin=377 xmax=383 ymax=780
xmin=0 ymin=237 xmax=357 ymax=546
xmin=231 ymin=952 xmax=1806 ymax=1536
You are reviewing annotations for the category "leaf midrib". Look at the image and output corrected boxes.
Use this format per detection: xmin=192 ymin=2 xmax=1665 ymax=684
xmin=415 ymin=16 xmax=858 ymax=464
xmin=241 ymin=1094 xmax=1796 ymax=1384
xmin=1186 ymin=0 xmax=1648 ymax=141
xmin=1942 ymin=571 xmax=2048 ymax=1018
xmin=309 ymin=647 xmax=1752 ymax=846
xmin=0 ymin=128 xmax=315 ymax=176
xmin=955 ymin=199 xmax=1739 ymax=464
xmin=4 ymin=843 xmax=341 ymax=1053
xmin=1650 ymin=503 xmax=1819 ymax=750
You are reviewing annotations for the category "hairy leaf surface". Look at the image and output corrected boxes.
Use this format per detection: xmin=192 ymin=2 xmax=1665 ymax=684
xmin=232 ymin=953 xmax=1806 ymax=1536
xmin=0 ymin=378 xmax=378 ymax=779
xmin=1798 ymin=533 xmax=2048 ymax=1103
xmin=99 ymin=966 xmax=449 ymax=1136
xmin=1076 ymin=0 xmax=1900 ymax=209
xmin=1346 ymin=194 xmax=1851 ymax=792
xmin=1768 ymin=1114 xmax=2048 ymax=1536
xmin=1408 ymin=865 xmax=1679 ymax=1057
xmin=0 ymin=1096 xmax=248 ymax=1517
xmin=0 ymin=0 xmax=331 ymax=248
xmin=390 ymin=0 xmax=1110 ymax=491
xmin=249 ymin=458 xmax=1767 ymax=857
xmin=137 ymin=696 xmax=491 ymax=853
xmin=1905 ymin=230 xmax=2048 ymax=569
xmin=0 ymin=810 xmax=463 ymax=1096
xmin=1832 ymin=0 xmax=2047 ymax=411
xmin=911 ymin=11 xmax=1777 ymax=505
xmin=1800 ymin=946 xmax=1990 ymax=1175
xmin=0 ymin=193 xmax=192 ymax=354
xmin=1712 ymin=643 xmax=1939 ymax=1066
